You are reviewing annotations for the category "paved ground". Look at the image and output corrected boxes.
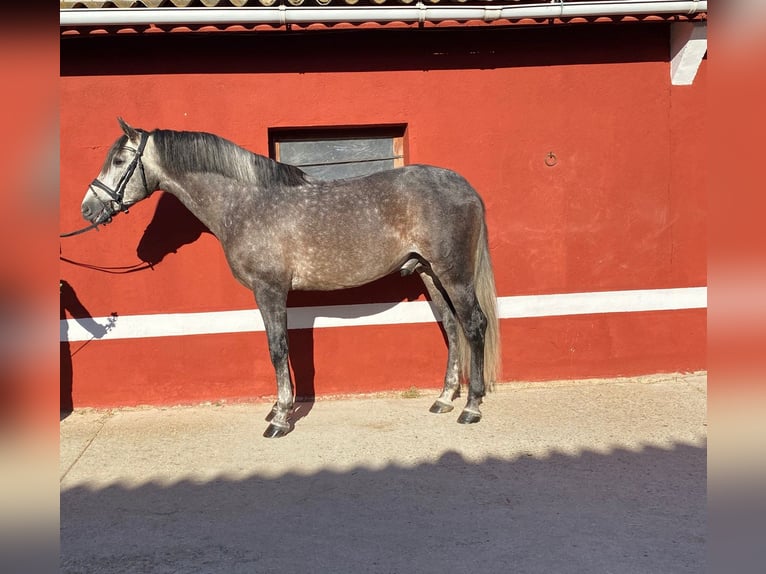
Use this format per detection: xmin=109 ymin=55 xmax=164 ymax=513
xmin=60 ymin=373 xmax=706 ymax=574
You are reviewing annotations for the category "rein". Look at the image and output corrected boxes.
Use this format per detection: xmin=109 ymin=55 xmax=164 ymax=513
xmin=60 ymin=131 xmax=150 ymax=238
xmin=59 ymin=254 xmax=153 ymax=274
xmin=59 ymin=220 xmax=104 ymax=238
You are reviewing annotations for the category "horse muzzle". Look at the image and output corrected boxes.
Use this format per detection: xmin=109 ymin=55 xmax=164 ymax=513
xmin=81 ymin=193 xmax=116 ymax=226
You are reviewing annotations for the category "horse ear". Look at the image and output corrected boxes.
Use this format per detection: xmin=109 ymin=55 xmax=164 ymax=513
xmin=117 ymin=117 xmax=140 ymax=142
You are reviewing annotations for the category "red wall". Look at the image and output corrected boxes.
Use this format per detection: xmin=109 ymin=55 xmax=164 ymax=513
xmin=60 ymin=24 xmax=706 ymax=408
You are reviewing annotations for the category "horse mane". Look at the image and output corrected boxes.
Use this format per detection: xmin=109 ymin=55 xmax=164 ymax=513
xmin=150 ymin=129 xmax=310 ymax=187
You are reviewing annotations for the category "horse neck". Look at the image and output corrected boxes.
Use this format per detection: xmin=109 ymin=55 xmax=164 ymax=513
xmin=147 ymin=130 xmax=295 ymax=239
xmin=156 ymin=171 xmax=257 ymax=241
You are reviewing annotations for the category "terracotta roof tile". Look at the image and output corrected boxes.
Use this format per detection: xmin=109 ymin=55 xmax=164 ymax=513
xmin=60 ymin=0 xmax=705 ymax=7
xmin=60 ymin=1 xmax=707 ymax=36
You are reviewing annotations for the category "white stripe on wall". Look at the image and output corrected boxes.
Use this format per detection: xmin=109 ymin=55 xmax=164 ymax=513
xmin=60 ymin=286 xmax=707 ymax=343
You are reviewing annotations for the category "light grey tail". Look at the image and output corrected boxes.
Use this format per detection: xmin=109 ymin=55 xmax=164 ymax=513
xmin=457 ymin=221 xmax=502 ymax=390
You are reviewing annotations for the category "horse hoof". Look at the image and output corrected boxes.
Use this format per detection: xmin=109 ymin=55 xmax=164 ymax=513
xmin=429 ymin=401 xmax=454 ymax=414
xmin=263 ymin=423 xmax=290 ymax=438
xmin=457 ymin=410 xmax=482 ymax=424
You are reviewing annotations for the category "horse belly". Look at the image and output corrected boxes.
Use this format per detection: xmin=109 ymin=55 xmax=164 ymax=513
xmin=289 ymin=233 xmax=406 ymax=291
xmin=283 ymin=174 xmax=438 ymax=290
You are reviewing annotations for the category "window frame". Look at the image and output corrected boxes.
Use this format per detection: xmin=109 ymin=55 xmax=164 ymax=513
xmin=268 ymin=124 xmax=407 ymax=180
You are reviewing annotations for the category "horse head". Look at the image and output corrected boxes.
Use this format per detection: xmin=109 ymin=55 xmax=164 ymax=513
xmin=81 ymin=117 xmax=155 ymax=226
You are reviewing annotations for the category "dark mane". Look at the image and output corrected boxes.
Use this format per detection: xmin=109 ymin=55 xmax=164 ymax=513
xmin=151 ymin=129 xmax=309 ymax=187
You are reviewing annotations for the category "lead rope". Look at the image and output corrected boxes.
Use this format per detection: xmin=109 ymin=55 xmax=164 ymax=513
xmin=59 ymin=254 xmax=153 ymax=273
xmin=60 ymin=221 xmax=103 ymax=238
xmin=60 ymin=132 xmax=154 ymax=274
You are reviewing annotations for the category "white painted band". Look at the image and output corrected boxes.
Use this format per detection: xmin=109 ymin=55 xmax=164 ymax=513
xmin=60 ymin=286 xmax=706 ymax=343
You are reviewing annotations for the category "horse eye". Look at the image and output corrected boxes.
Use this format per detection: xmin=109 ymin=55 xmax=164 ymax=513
xmin=114 ymin=158 xmax=125 ymax=167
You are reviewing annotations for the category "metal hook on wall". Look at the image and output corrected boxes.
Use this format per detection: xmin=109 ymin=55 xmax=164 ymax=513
xmin=545 ymin=151 xmax=558 ymax=167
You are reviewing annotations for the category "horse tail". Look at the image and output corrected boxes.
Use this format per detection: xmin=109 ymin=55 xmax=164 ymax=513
xmin=457 ymin=219 xmax=502 ymax=391
xmin=475 ymin=220 xmax=502 ymax=391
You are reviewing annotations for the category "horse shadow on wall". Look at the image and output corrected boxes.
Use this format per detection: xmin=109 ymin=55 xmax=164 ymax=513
xmin=136 ymin=193 xmax=430 ymax=420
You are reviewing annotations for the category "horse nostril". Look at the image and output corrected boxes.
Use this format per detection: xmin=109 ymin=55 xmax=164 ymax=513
xmin=81 ymin=204 xmax=92 ymax=217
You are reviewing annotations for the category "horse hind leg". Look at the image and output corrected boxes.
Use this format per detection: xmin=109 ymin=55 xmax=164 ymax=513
xmin=417 ymin=268 xmax=461 ymax=414
xmin=430 ymin=268 xmax=488 ymax=424
xmin=454 ymin=294 xmax=487 ymax=424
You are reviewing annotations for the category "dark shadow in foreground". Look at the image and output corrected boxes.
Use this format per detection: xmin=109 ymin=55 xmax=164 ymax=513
xmin=61 ymin=443 xmax=705 ymax=574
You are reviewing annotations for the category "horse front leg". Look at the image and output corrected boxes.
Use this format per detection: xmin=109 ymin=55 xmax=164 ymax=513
xmin=254 ymin=283 xmax=293 ymax=438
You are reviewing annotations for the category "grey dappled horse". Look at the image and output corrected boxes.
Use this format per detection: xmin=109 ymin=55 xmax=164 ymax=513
xmin=80 ymin=118 xmax=501 ymax=438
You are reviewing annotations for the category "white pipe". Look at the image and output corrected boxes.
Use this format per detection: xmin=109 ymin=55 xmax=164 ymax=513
xmin=60 ymin=1 xmax=707 ymax=27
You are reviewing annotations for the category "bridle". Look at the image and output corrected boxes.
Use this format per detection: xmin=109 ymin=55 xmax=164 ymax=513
xmin=60 ymin=130 xmax=150 ymax=238
xmin=90 ymin=130 xmax=150 ymax=218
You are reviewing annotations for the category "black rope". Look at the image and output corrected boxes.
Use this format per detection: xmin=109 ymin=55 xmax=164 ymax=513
xmin=59 ymin=255 xmax=153 ymax=274
xmin=60 ymin=221 xmax=104 ymax=238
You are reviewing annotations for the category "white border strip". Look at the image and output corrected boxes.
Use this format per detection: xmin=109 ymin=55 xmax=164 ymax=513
xmin=497 ymin=287 xmax=707 ymax=318
xmin=61 ymin=287 xmax=706 ymax=343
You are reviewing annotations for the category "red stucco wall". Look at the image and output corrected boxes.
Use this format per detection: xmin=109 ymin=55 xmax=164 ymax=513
xmin=60 ymin=24 xmax=706 ymax=408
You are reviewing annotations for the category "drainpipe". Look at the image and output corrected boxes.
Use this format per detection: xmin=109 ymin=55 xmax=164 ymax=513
xmin=60 ymin=1 xmax=708 ymax=27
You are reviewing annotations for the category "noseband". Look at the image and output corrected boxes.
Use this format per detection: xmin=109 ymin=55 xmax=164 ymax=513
xmin=89 ymin=130 xmax=150 ymax=218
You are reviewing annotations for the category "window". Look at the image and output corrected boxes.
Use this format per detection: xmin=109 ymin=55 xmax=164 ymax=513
xmin=269 ymin=125 xmax=406 ymax=181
